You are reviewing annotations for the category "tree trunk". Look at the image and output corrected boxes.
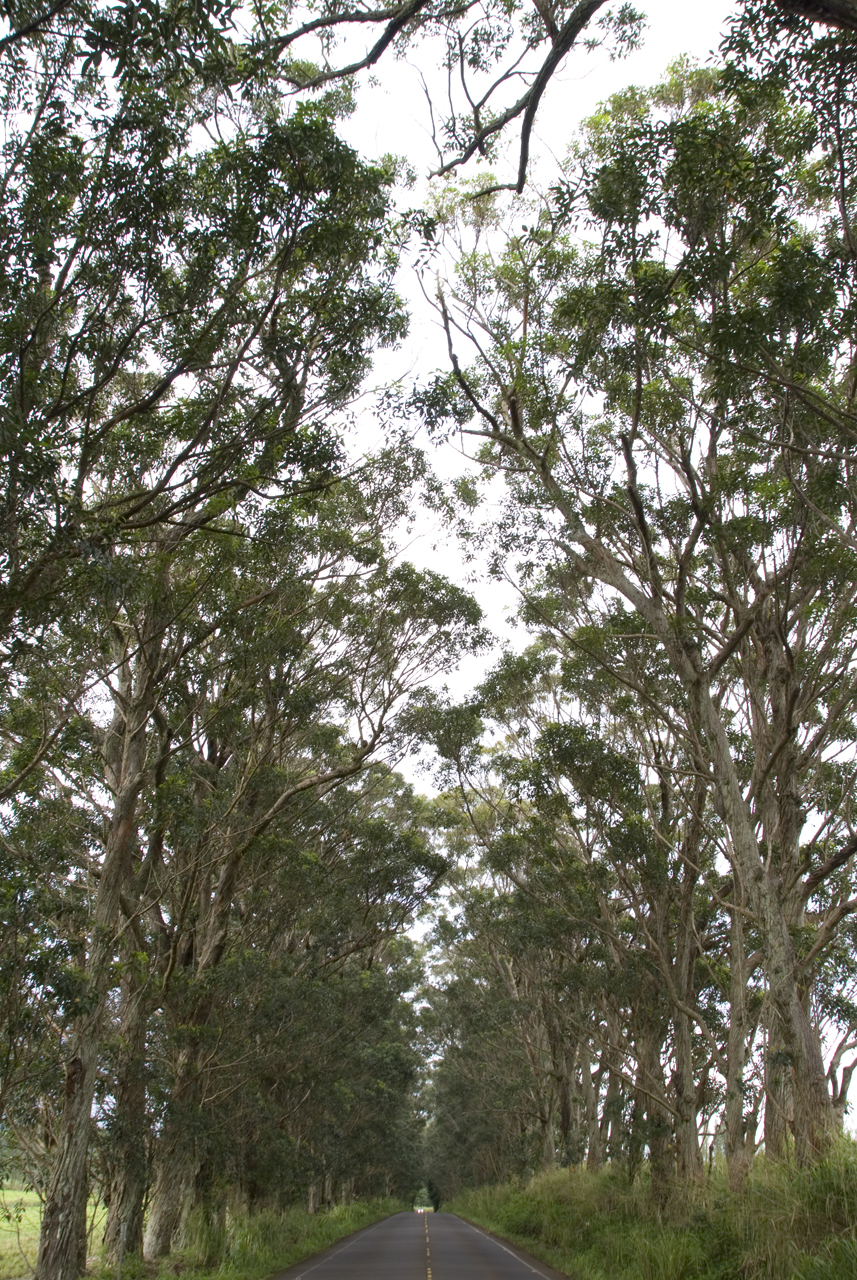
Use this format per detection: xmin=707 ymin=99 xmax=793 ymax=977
xmin=103 ymin=970 xmax=150 ymax=1263
xmin=639 ymin=1031 xmax=672 ymax=1208
xmin=600 ymin=1066 xmax=623 ymax=1163
xmin=35 ymin=777 xmax=142 ymax=1280
xmin=764 ymin=999 xmax=791 ymax=1160
xmin=694 ymin=682 xmax=833 ymax=1164
xmin=671 ymin=851 xmax=703 ymax=1183
xmin=144 ymin=1141 xmax=198 ymax=1260
xmin=672 ymin=1009 xmax=702 ymax=1184
xmin=580 ymin=1040 xmax=602 ymax=1172
xmin=144 ymin=1044 xmax=201 ymax=1260
xmin=35 ymin=617 xmax=165 ymax=1280
xmin=175 ymin=1166 xmax=225 ymax=1266
xmin=34 ymin=1048 xmax=95 ymax=1280
xmin=725 ymin=900 xmax=753 ymax=1189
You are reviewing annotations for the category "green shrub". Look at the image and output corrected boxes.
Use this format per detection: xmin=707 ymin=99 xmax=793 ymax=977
xmin=793 ymin=1237 xmax=857 ymax=1279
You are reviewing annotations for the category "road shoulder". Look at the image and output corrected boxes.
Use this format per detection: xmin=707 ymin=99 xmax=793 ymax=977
xmin=269 ymin=1211 xmax=404 ymax=1280
xmin=448 ymin=1212 xmax=577 ymax=1280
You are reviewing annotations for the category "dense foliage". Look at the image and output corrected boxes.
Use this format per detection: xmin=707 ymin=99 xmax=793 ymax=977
xmin=419 ymin=11 xmax=857 ymax=1216
xmin=0 ymin=5 xmax=488 ymax=1276
xmin=3 ymin=2 xmax=857 ymax=1278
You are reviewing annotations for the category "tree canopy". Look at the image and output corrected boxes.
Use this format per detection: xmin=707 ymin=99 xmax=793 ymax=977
xmin=3 ymin=2 xmax=857 ymax=1277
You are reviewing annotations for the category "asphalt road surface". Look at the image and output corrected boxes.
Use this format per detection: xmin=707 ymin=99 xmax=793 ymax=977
xmin=272 ymin=1211 xmax=569 ymax=1280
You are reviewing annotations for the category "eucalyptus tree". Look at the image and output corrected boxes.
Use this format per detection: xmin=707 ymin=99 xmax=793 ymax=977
xmin=96 ymin=771 xmax=434 ymax=1257
xmin=0 ymin=3 xmax=485 ymax=1275
xmin=1 ymin=438 xmax=484 ymax=1274
xmin=0 ymin=52 xmax=469 ymax=1264
xmin=422 ymin=54 xmax=857 ymax=1164
xmin=3 ymin=0 xmax=856 ymax=198
xmin=424 ymin=912 xmax=556 ymax=1197
xmin=7 ymin=139 xmax=411 ymax=1279
xmin=0 ymin=0 xmax=644 ymax=203
xmin=423 ymin=639 xmax=733 ymax=1193
xmin=135 ymin=497 xmax=481 ymax=1257
xmin=0 ymin=26 xmax=409 ymax=843
xmin=135 ymin=795 xmax=430 ymax=1238
xmin=0 ymin=829 xmax=89 ymax=1192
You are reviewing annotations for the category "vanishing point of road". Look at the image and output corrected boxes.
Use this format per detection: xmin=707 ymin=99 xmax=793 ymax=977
xmin=272 ymin=1211 xmax=569 ymax=1280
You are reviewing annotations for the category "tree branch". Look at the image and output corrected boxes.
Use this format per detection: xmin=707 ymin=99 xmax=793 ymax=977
xmin=432 ymin=0 xmax=609 ymax=193
xmin=802 ymin=833 xmax=857 ymax=901
xmin=0 ymin=0 xmax=74 ymax=52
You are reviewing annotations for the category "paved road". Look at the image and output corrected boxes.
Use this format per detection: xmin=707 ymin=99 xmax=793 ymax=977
xmin=272 ymin=1211 xmax=569 ymax=1280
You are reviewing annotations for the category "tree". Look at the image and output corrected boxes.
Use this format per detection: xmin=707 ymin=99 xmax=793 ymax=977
xmin=422 ymin=642 xmax=736 ymax=1196
xmin=5 ymin=1 xmax=856 ymax=196
xmin=423 ymin=56 xmax=857 ymax=1165
xmin=0 ymin=434 xmax=484 ymax=1275
xmin=0 ymin=1 xmax=496 ymax=1271
xmin=0 ymin=0 xmax=645 ymax=197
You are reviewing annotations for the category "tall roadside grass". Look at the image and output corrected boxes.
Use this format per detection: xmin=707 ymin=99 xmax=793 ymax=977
xmin=131 ymin=1197 xmax=405 ymax=1280
xmin=447 ymin=1136 xmax=857 ymax=1280
xmin=1 ymin=1190 xmax=401 ymax=1280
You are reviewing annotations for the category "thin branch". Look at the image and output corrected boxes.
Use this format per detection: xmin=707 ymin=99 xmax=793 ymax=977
xmin=432 ymin=0 xmax=608 ymax=193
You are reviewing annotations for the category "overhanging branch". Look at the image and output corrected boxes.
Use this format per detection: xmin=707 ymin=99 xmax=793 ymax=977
xmin=431 ymin=0 xmax=609 ymax=193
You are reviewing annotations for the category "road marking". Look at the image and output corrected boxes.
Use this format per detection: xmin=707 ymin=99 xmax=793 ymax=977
xmin=457 ymin=1219 xmax=556 ymax=1280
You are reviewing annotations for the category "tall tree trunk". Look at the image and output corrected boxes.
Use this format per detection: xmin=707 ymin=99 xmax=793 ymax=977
xmin=35 ymin=600 xmax=166 ymax=1280
xmin=144 ymin=1136 xmax=198 ymax=1260
xmin=600 ymin=1065 xmax=623 ymax=1163
xmin=672 ymin=1008 xmax=702 ymax=1184
xmin=103 ymin=969 xmax=150 ymax=1263
xmin=726 ymin=899 xmax=753 ymax=1189
xmin=695 ymin=682 xmax=833 ymax=1163
xmin=638 ymin=1029 xmax=672 ymax=1208
xmin=672 ymin=838 xmax=703 ymax=1183
xmin=35 ymin=723 xmax=150 ymax=1280
xmin=764 ymin=1001 xmax=792 ymax=1160
xmin=580 ymin=1039 xmax=602 ymax=1172
xmin=143 ymin=1041 xmax=202 ymax=1262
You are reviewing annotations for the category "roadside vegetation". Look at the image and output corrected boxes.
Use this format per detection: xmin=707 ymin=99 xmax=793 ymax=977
xmin=448 ymin=1141 xmax=857 ymax=1280
xmin=0 ymin=1189 xmax=41 ymax=1279
xmin=98 ymin=1199 xmax=404 ymax=1280
xmin=0 ymin=1195 xmax=404 ymax=1280
xmin=419 ymin=11 xmax=857 ymax=1256
xmin=4 ymin=1 xmax=857 ymax=1278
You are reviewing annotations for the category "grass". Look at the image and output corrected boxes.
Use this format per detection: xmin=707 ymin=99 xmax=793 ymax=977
xmin=1 ymin=1190 xmax=400 ymax=1280
xmin=107 ymin=1197 xmax=405 ymax=1280
xmin=446 ymin=1135 xmax=857 ymax=1280
xmin=0 ymin=1188 xmax=40 ymax=1279
xmin=0 ymin=1189 xmax=106 ymax=1280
